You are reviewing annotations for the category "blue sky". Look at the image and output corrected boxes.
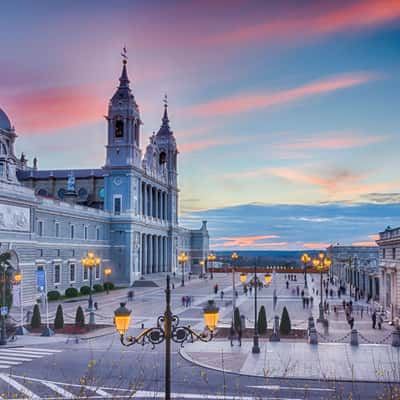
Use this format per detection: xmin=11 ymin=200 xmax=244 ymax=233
xmin=1 ymin=0 xmax=400 ymax=249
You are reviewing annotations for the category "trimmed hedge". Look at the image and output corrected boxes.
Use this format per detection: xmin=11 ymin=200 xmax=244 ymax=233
xmin=54 ymin=304 xmax=64 ymax=329
xmin=47 ymin=290 xmax=61 ymax=301
xmin=257 ymin=305 xmax=267 ymax=334
xmin=80 ymin=286 xmax=91 ymax=295
xmin=65 ymin=287 xmax=79 ymax=298
xmin=103 ymin=282 xmax=114 ymax=291
xmin=93 ymin=284 xmax=104 ymax=293
xmin=31 ymin=304 xmax=41 ymax=328
xmin=279 ymin=306 xmax=291 ymax=335
xmin=75 ymin=306 xmax=85 ymax=327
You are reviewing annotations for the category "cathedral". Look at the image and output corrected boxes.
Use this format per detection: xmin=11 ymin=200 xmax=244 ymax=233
xmin=0 ymin=56 xmax=209 ymax=304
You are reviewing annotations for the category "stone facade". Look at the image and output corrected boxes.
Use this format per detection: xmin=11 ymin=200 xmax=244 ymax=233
xmin=376 ymin=226 xmax=400 ymax=323
xmin=0 ymin=57 xmax=209 ymax=305
xmin=327 ymin=245 xmax=379 ymax=301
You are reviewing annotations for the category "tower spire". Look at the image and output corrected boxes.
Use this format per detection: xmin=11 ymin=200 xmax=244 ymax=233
xmin=162 ymin=93 xmax=169 ymax=127
xmin=119 ymin=46 xmax=130 ymax=88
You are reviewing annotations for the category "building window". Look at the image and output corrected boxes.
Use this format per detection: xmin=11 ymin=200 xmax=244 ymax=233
xmin=114 ymin=196 xmax=122 ymax=215
xmin=69 ymin=264 xmax=76 ymax=283
xmin=70 ymin=225 xmax=75 ymax=239
xmin=96 ymin=227 xmax=100 ymax=241
xmin=84 ymin=226 xmax=88 ymax=240
xmin=393 ymin=248 xmax=396 ymax=260
xmin=95 ymin=264 xmax=101 ymax=280
xmin=83 ymin=266 xmax=88 ymax=281
xmin=383 ymin=248 xmax=386 ymax=259
xmin=38 ymin=221 xmax=43 ymax=236
xmin=54 ymin=264 xmax=61 ymax=285
xmin=115 ymin=118 xmax=124 ymax=138
xmin=55 ymin=222 xmax=60 ymax=238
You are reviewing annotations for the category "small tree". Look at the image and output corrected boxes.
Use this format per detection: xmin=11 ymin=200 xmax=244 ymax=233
xmin=31 ymin=304 xmax=41 ymax=328
xmin=0 ymin=252 xmax=13 ymax=312
xmin=75 ymin=306 xmax=85 ymax=327
xmin=257 ymin=305 xmax=267 ymax=334
xmin=279 ymin=306 xmax=291 ymax=335
xmin=233 ymin=307 xmax=241 ymax=332
xmin=54 ymin=304 xmax=64 ymax=329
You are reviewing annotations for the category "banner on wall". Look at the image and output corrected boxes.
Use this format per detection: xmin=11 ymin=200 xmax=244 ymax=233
xmin=36 ymin=269 xmax=46 ymax=292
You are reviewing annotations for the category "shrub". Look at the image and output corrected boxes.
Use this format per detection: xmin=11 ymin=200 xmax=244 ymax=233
xmin=257 ymin=305 xmax=267 ymax=334
xmin=279 ymin=306 xmax=291 ymax=335
xmin=233 ymin=307 xmax=241 ymax=332
xmin=65 ymin=287 xmax=79 ymax=298
xmin=54 ymin=304 xmax=64 ymax=329
xmin=103 ymin=282 xmax=114 ymax=291
xmin=31 ymin=304 xmax=41 ymax=328
xmin=93 ymin=284 xmax=103 ymax=293
xmin=80 ymin=286 xmax=91 ymax=295
xmin=75 ymin=306 xmax=85 ymax=327
xmin=47 ymin=290 xmax=61 ymax=301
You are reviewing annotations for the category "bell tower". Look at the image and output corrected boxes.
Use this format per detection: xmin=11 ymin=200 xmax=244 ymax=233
xmin=105 ymin=50 xmax=142 ymax=169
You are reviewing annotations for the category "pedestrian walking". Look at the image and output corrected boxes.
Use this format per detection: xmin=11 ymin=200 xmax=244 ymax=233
xmin=378 ymin=313 xmax=383 ymax=330
xmin=310 ymin=296 xmax=314 ymax=306
xmin=360 ymin=306 xmax=364 ymax=319
xmin=220 ymin=291 xmax=224 ymax=300
xmin=94 ymin=302 xmax=98 ymax=311
xmin=372 ymin=310 xmax=377 ymax=329
xmin=229 ymin=324 xmax=235 ymax=347
xmin=349 ymin=316 xmax=354 ymax=330
xmin=182 ymin=296 xmax=185 ymax=306
xmin=296 ymin=286 xmax=299 ymax=296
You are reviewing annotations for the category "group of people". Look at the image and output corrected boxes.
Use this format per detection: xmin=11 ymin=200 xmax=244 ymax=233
xmin=181 ymin=295 xmax=193 ymax=307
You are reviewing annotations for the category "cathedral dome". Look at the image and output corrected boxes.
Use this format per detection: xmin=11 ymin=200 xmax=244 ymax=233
xmin=0 ymin=108 xmax=12 ymax=131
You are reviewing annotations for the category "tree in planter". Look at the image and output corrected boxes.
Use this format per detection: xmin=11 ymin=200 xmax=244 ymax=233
xmin=75 ymin=306 xmax=85 ymax=328
xmin=279 ymin=306 xmax=291 ymax=335
xmin=31 ymin=304 xmax=41 ymax=329
xmin=233 ymin=307 xmax=241 ymax=332
xmin=257 ymin=305 xmax=267 ymax=335
xmin=54 ymin=304 xmax=64 ymax=330
xmin=0 ymin=252 xmax=13 ymax=312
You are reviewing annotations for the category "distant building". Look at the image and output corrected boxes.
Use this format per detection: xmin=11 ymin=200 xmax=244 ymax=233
xmin=327 ymin=245 xmax=379 ymax=301
xmin=376 ymin=226 xmax=400 ymax=323
xmin=0 ymin=55 xmax=209 ymax=304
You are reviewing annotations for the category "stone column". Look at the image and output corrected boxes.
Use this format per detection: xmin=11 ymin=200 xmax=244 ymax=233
xmin=146 ymin=235 xmax=151 ymax=274
xmin=142 ymin=234 xmax=147 ymax=275
xmin=154 ymin=236 xmax=159 ymax=273
xmin=155 ymin=189 xmax=159 ymax=219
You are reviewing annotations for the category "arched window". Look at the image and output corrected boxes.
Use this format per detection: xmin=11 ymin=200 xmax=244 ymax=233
xmin=115 ymin=118 xmax=124 ymax=138
xmin=159 ymin=151 xmax=166 ymax=165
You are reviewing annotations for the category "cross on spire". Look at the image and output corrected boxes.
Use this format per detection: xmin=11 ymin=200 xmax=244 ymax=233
xmin=121 ymin=46 xmax=128 ymax=64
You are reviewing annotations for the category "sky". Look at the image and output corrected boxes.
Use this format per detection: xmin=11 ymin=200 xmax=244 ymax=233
xmin=1 ymin=0 xmax=400 ymax=250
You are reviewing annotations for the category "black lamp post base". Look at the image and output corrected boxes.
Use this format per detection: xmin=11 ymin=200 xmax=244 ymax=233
xmin=252 ymin=335 xmax=260 ymax=353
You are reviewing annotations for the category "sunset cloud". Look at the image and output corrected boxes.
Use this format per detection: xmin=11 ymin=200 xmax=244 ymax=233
xmin=202 ymin=0 xmax=400 ymax=47
xmin=303 ymin=242 xmax=330 ymax=249
xmin=5 ymin=84 xmax=107 ymax=133
xmin=213 ymin=234 xmax=281 ymax=248
xmin=179 ymin=137 xmax=242 ymax=153
xmin=187 ymin=72 xmax=378 ymax=117
xmin=351 ymin=241 xmax=378 ymax=246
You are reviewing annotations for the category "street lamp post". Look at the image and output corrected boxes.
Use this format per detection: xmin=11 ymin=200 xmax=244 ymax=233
xmin=301 ymin=253 xmax=311 ymax=289
xmin=178 ymin=252 xmax=188 ymax=287
xmin=208 ymin=253 xmax=216 ymax=279
xmin=114 ymin=275 xmax=219 ymax=400
xmin=312 ymin=252 xmax=332 ymax=323
xmin=230 ymin=252 xmax=238 ymax=320
xmin=81 ymin=252 xmax=101 ymax=325
xmin=199 ymin=260 xmax=205 ymax=278
xmin=104 ymin=267 xmax=112 ymax=294
xmin=13 ymin=270 xmax=28 ymax=335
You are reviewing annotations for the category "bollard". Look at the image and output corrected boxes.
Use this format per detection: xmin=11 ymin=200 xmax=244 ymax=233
xmin=309 ymin=327 xmax=318 ymax=344
xmin=392 ymin=327 xmax=400 ymax=347
xmin=350 ymin=329 xmax=358 ymax=346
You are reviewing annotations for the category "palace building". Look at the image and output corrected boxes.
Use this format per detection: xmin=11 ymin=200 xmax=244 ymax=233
xmin=0 ymin=56 xmax=209 ymax=304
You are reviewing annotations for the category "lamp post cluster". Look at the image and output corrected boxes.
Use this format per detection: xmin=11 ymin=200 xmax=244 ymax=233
xmin=114 ymin=275 xmax=219 ymax=400
xmin=312 ymin=252 xmax=332 ymax=323
xmin=239 ymin=264 xmax=272 ymax=354
xmin=178 ymin=252 xmax=188 ymax=287
xmin=81 ymin=252 xmax=101 ymax=325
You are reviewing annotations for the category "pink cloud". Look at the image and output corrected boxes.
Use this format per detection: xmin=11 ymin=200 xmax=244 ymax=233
xmin=213 ymin=234 xmax=281 ymax=248
xmin=276 ymin=132 xmax=386 ymax=151
xmin=179 ymin=137 xmax=242 ymax=153
xmin=187 ymin=72 xmax=378 ymax=117
xmin=5 ymin=84 xmax=107 ymax=133
xmin=201 ymin=0 xmax=400 ymax=47
xmin=368 ymin=234 xmax=380 ymax=241
xmin=352 ymin=241 xmax=378 ymax=246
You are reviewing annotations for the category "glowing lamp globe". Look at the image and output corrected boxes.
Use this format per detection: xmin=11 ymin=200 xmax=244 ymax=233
xmin=14 ymin=271 xmax=22 ymax=284
xmin=104 ymin=268 xmax=112 ymax=276
xmin=301 ymin=253 xmax=310 ymax=264
xmin=114 ymin=303 xmax=132 ymax=336
xmin=264 ymin=273 xmax=272 ymax=285
xmin=203 ymin=300 xmax=219 ymax=333
xmin=312 ymin=258 xmax=320 ymax=268
xmin=239 ymin=273 xmax=247 ymax=284
xmin=324 ymin=257 xmax=332 ymax=268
